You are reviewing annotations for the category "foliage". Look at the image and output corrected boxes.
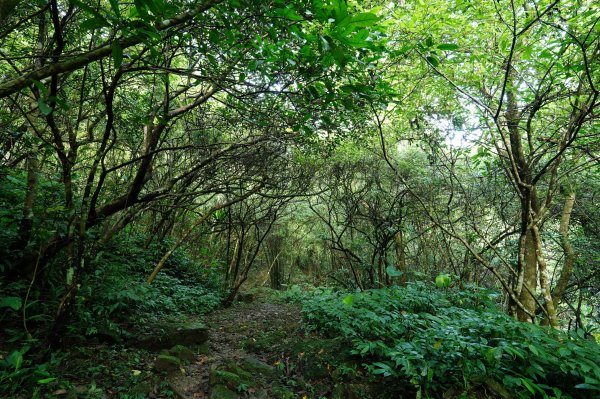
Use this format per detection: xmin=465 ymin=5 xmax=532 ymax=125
xmin=0 ymin=345 xmax=66 ymax=399
xmin=300 ymin=284 xmax=600 ymax=398
xmin=75 ymin=234 xmax=222 ymax=337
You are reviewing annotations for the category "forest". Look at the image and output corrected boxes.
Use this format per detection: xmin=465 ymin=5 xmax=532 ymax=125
xmin=0 ymin=0 xmax=599 ymax=398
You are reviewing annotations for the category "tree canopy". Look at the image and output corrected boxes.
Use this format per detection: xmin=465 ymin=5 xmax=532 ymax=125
xmin=1 ymin=0 xmax=599 ymax=398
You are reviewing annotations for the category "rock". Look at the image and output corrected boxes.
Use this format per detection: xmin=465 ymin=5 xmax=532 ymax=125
xmin=210 ymin=369 xmax=242 ymax=386
xmin=242 ymin=356 xmax=277 ymax=378
xmin=169 ymin=345 xmax=196 ymax=363
xmin=210 ymin=384 xmax=239 ymax=399
xmin=174 ymin=322 xmax=209 ymax=346
xmin=135 ymin=321 xmax=208 ymax=350
xmin=154 ymin=354 xmax=181 ymax=373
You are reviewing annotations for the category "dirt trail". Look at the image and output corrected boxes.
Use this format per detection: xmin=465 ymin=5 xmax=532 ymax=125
xmin=169 ymin=301 xmax=303 ymax=398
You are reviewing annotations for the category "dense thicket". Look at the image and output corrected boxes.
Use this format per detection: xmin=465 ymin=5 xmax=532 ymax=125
xmin=0 ymin=0 xmax=599 ymax=398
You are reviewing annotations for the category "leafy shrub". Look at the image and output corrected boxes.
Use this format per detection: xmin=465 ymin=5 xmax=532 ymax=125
xmin=0 ymin=345 xmax=66 ymax=398
xmin=300 ymin=284 xmax=600 ymax=398
xmin=74 ymin=233 xmax=222 ymax=337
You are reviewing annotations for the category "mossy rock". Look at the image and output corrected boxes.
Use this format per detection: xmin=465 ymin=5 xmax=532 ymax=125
xmin=135 ymin=321 xmax=208 ymax=350
xmin=169 ymin=345 xmax=196 ymax=363
xmin=211 ymin=369 xmax=242 ymax=386
xmin=241 ymin=356 xmax=277 ymax=378
xmin=210 ymin=384 xmax=239 ymax=399
xmin=154 ymin=354 xmax=181 ymax=373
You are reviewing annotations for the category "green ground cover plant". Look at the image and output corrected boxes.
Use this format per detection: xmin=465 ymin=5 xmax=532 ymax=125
xmin=298 ymin=284 xmax=600 ymax=398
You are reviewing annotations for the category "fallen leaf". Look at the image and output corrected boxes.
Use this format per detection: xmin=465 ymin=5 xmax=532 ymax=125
xmin=52 ymin=389 xmax=68 ymax=395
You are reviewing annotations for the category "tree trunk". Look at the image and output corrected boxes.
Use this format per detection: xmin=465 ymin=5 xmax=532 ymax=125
xmin=394 ymin=230 xmax=407 ymax=286
xmin=552 ymin=192 xmax=576 ymax=307
xmin=532 ymin=226 xmax=558 ymax=327
xmin=517 ymin=230 xmax=537 ymax=322
xmin=15 ymin=150 xmax=39 ymax=252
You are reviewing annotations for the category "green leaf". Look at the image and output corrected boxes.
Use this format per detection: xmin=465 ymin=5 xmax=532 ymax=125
xmin=435 ymin=274 xmax=450 ymax=288
xmin=426 ymin=56 xmax=439 ymax=67
xmin=0 ymin=296 xmax=22 ymax=310
xmin=37 ymin=377 xmax=57 ymax=384
xmin=386 ymin=266 xmax=403 ymax=277
xmin=6 ymin=350 xmax=24 ymax=371
xmin=37 ymin=98 xmax=53 ymax=116
xmin=575 ymin=383 xmax=600 ymax=391
xmin=342 ymin=29 xmax=371 ymax=48
xmin=342 ymin=294 xmax=354 ymax=306
xmin=274 ymin=7 xmax=304 ymax=21
xmin=522 ymin=379 xmax=537 ymax=395
xmin=437 ymin=43 xmax=459 ymax=51
xmin=332 ymin=0 xmax=348 ymax=22
xmin=112 ymin=41 xmax=123 ymax=69
xmin=108 ymin=0 xmax=121 ymax=18
xmin=80 ymin=16 xmax=110 ymax=31
xmin=348 ymin=12 xmax=379 ymax=27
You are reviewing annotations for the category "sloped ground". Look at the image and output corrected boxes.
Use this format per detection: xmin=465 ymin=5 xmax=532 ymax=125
xmin=170 ymin=301 xmax=309 ymax=398
xmin=29 ymin=297 xmax=362 ymax=398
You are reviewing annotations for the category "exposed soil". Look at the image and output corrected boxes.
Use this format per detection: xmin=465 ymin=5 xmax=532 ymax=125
xmin=169 ymin=300 xmax=307 ymax=398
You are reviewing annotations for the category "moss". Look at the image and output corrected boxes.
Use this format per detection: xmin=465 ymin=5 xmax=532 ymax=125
xmin=210 ymin=384 xmax=238 ymax=399
xmin=154 ymin=354 xmax=181 ymax=373
xmin=168 ymin=345 xmax=196 ymax=363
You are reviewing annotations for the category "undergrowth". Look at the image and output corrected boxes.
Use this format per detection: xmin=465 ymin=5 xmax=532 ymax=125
xmin=279 ymin=283 xmax=600 ymax=399
xmin=0 ymin=233 xmax=222 ymax=398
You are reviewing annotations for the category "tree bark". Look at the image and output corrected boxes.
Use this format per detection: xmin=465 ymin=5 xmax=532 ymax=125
xmin=394 ymin=230 xmax=407 ymax=286
xmin=516 ymin=230 xmax=537 ymax=322
xmin=552 ymin=192 xmax=576 ymax=307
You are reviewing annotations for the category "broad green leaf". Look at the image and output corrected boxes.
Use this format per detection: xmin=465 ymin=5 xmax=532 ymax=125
xmin=332 ymin=0 xmax=348 ymax=22
xmin=0 ymin=296 xmax=22 ymax=310
xmin=575 ymin=383 xmax=600 ymax=390
xmin=426 ymin=56 xmax=439 ymax=67
xmin=342 ymin=29 xmax=370 ymax=48
xmin=435 ymin=273 xmax=451 ymax=288
xmin=6 ymin=350 xmax=23 ymax=371
xmin=348 ymin=12 xmax=379 ymax=27
xmin=342 ymin=294 xmax=353 ymax=306
xmin=80 ymin=16 xmax=110 ymax=31
xmin=108 ymin=0 xmax=121 ymax=18
xmin=37 ymin=98 xmax=53 ymax=116
xmin=112 ymin=41 xmax=123 ymax=69
xmin=274 ymin=7 xmax=304 ymax=21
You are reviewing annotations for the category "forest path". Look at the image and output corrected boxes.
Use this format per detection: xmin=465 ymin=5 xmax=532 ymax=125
xmin=169 ymin=300 xmax=305 ymax=398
